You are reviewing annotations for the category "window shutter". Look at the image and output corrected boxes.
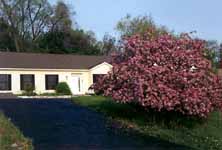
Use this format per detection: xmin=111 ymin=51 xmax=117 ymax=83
xmin=8 ymin=75 xmax=11 ymax=90
xmin=56 ymin=75 xmax=58 ymax=85
xmin=32 ymin=75 xmax=35 ymax=88
xmin=20 ymin=75 xmax=24 ymax=90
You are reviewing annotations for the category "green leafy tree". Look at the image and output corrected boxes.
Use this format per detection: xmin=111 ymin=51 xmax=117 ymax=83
xmin=50 ymin=1 xmax=75 ymax=32
xmin=38 ymin=29 xmax=101 ymax=55
xmin=100 ymin=33 xmax=117 ymax=55
xmin=37 ymin=1 xmax=101 ymax=55
xmin=0 ymin=0 xmax=53 ymax=51
xmin=116 ymin=14 xmax=169 ymax=37
xmin=0 ymin=18 xmax=15 ymax=51
xmin=220 ymin=44 xmax=222 ymax=67
xmin=204 ymin=40 xmax=221 ymax=72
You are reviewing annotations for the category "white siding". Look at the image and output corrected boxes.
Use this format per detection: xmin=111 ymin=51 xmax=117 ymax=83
xmin=0 ymin=63 xmax=112 ymax=95
xmin=89 ymin=62 xmax=112 ymax=85
xmin=0 ymin=69 xmax=89 ymax=95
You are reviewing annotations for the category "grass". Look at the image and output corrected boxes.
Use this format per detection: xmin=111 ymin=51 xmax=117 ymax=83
xmin=17 ymin=92 xmax=71 ymax=96
xmin=38 ymin=92 xmax=70 ymax=96
xmin=73 ymin=96 xmax=222 ymax=150
xmin=0 ymin=112 xmax=33 ymax=150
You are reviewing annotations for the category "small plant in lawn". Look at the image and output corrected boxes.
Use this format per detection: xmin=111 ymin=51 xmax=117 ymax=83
xmin=93 ymin=30 xmax=222 ymax=119
xmin=56 ymin=82 xmax=72 ymax=95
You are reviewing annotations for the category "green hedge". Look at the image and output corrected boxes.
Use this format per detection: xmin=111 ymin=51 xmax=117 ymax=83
xmin=56 ymin=82 xmax=72 ymax=95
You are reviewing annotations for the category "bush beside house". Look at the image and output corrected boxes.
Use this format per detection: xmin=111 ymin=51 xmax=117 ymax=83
xmin=22 ymin=85 xmax=36 ymax=96
xmin=18 ymin=82 xmax=72 ymax=97
xmin=56 ymin=82 xmax=72 ymax=95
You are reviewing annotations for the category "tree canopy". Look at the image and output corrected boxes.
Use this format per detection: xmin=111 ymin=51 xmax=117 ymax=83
xmin=116 ymin=14 xmax=169 ymax=37
xmin=0 ymin=0 xmax=112 ymax=55
xmin=93 ymin=31 xmax=222 ymax=118
xmin=0 ymin=0 xmax=53 ymax=51
xmin=0 ymin=0 xmax=221 ymax=62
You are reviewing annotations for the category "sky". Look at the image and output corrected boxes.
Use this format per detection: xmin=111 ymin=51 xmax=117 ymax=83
xmin=49 ymin=0 xmax=222 ymax=42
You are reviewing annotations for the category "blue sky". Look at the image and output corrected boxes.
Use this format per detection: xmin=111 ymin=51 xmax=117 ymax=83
xmin=50 ymin=0 xmax=222 ymax=41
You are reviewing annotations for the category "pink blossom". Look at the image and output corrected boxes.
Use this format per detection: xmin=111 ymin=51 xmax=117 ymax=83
xmin=93 ymin=32 xmax=222 ymax=118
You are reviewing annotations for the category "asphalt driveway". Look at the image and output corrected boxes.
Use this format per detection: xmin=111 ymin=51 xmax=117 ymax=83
xmin=0 ymin=99 xmax=189 ymax=150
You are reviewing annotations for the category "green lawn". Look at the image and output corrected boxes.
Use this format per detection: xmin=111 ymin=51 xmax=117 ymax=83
xmin=73 ymin=96 xmax=222 ymax=150
xmin=0 ymin=112 xmax=33 ymax=150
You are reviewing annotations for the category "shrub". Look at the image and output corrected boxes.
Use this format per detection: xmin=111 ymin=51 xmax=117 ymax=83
xmin=93 ymin=31 xmax=222 ymax=118
xmin=56 ymin=82 xmax=72 ymax=95
xmin=22 ymin=85 xmax=36 ymax=96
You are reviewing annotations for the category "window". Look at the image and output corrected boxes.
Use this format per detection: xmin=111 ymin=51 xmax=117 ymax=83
xmin=20 ymin=75 xmax=35 ymax=90
xmin=45 ymin=75 xmax=58 ymax=90
xmin=0 ymin=74 xmax=11 ymax=90
xmin=93 ymin=74 xmax=105 ymax=83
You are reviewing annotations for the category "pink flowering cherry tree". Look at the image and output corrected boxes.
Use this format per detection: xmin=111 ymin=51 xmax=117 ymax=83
xmin=93 ymin=32 xmax=222 ymax=118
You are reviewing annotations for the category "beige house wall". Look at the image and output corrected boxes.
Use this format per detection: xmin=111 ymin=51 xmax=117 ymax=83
xmin=89 ymin=62 xmax=113 ymax=85
xmin=0 ymin=62 xmax=112 ymax=95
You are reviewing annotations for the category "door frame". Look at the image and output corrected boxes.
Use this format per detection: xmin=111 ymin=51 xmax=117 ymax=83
xmin=70 ymin=74 xmax=82 ymax=95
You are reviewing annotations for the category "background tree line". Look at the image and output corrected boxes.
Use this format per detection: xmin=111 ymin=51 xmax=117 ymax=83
xmin=0 ymin=0 xmax=117 ymax=55
xmin=0 ymin=0 xmax=221 ymax=70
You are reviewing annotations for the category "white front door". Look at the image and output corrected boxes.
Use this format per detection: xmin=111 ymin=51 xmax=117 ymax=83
xmin=70 ymin=76 xmax=81 ymax=95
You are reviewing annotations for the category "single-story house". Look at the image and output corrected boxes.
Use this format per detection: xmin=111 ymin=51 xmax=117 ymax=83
xmin=0 ymin=52 xmax=112 ymax=95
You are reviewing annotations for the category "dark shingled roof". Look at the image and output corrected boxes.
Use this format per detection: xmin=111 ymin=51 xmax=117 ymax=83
xmin=0 ymin=52 xmax=110 ymax=69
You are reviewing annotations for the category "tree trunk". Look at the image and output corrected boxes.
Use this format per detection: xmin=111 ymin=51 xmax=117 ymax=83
xmin=13 ymin=35 xmax=20 ymax=52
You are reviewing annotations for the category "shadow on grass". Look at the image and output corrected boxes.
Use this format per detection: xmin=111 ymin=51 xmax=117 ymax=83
xmin=90 ymin=98 xmax=204 ymax=129
xmin=78 ymin=100 xmax=193 ymax=149
xmin=73 ymin=96 xmax=222 ymax=150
